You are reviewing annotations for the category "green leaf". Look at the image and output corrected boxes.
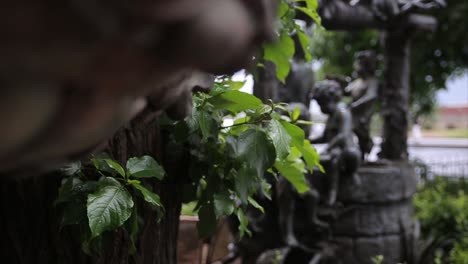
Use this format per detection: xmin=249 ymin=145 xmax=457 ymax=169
xmin=235 ymin=129 xmax=276 ymax=178
xmin=295 ymin=6 xmax=321 ymax=25
xmin=103 ymin=159 xmax=126 ymax=178
xmin=208 ymin=90 xmax=263 ymax=114
xmin=248 ymin=197 xmax=265 ymax=213
xmin=87 ymin=177 xmax=134 ymax=238
xmin=295 ymin=26 xmax=312 ymax=61
xmin=236 ymin=209 xmax=251 ymax=237
xmin=235 ymin=166 xmax=257 ymax=205
xmin=278 ymin=0 xmax=290 ymax=18
xmin=280 ymin=120 xmax=305 ymax=148
xmin=197 ymin=203 xmax=217 ymax=239
xmin=214 ymin=191 xmax=235 ymax=218
xmin=197 ymin=111 xmax=215 ymax=141
xmin=131 ymin=183 xmax=163 ymax=208
xmin=91 ymin=153 xmax=117 ymax=175
xmin=291 ymin=105 xmax=301 ymax=122
xmin=227 ymin=80 xmax=246 ymax=90
xmin=274 ymin=159 xmax=309 ymax=194
xmin=300 ymin=140 xmax=324 ymax=172
xmin=263 ymin=33 xmax=295 ymax=82
xmin=267 ymin=119 xmax=291 ymax=160
xmin=126 ymin=156 xmax=165 ymax=180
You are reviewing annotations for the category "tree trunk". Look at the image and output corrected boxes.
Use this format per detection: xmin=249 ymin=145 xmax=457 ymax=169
xmin=379 ymin=30 xmax=411 ymax=160
xmin=0 ymin=110 xmax=186 ymax=264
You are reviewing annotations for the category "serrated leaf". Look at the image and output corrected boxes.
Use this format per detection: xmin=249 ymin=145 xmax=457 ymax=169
xmin=214 ymin=191 xmax=235 ymax=218
xmin=197 ymin=203 xmax=217 ymax=239
xmin=274 ymin=159 xmax=309 ymax=194
xmin=235 ymin=129 xmax=276 ymax=178
xmin=208 ymin=90 xmax=263 ymax=114
xmin=248 ymin=197 xmax=265 ymax=213
xmin=103 ymin=159 xmax=126 ymax=178
xmin=267 ymin=119 xmax=291 ymax=160
xmin=87 ymin=177 xmax=134 ymax=238
xmin=126 ymin=156 xmax=165 ymax=180
xmin=263 ymin=33 xmax=295 ymax=82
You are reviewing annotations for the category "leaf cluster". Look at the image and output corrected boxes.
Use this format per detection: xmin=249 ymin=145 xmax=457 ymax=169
xmin=263 ymin=0 xmax=320 ymax=82
xmin=163 ymin=77 xmax=322 ymax=238
xmin=56 ymin=154 xmax=165 ymax=254
xmin=414 ymin=176 xmax=468 ymax=261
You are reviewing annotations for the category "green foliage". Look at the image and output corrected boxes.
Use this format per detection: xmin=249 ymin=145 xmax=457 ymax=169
xmin=87 ymin=177 xmax=134 ymax=238
xmin=371 ymin=255 xmax=384 ymax=264
xmin=56 ymin=155 xmax=165 ymax=254
xmin=263 ymin=0 xmax=319 ymax=82
xmin=414 ymin=176 xmax=468 ymax=261
xmin=163 ymin=77 xmax=321 ymax=238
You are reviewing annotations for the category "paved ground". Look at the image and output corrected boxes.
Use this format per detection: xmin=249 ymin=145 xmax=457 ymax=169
xmin=314 ymin=137 xmax=468 ymax=177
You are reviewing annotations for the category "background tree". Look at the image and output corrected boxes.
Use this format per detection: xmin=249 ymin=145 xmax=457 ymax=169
xmin=310 ymin=0 xmax=468 ymax=117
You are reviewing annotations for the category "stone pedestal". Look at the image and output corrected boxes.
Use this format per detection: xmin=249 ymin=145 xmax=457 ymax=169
xmin=331 ymin=162 xmax=418 ymax=264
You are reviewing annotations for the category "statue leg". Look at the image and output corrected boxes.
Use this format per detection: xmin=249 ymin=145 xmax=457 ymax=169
xmin=302 ymin=189 xmax=329 ymax=229
xmin=325 ymin=156 xmax=339 ymax=206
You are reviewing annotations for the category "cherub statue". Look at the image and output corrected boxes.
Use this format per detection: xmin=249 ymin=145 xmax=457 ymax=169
xmin=310 ymin=80 xmax=361 ymax=206
xmin=344 ymin=50 xmax=379 ymax=159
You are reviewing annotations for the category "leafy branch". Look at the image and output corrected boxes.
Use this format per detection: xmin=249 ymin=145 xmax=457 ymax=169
xmin=56 ymin=155 xmax=165 ymax=254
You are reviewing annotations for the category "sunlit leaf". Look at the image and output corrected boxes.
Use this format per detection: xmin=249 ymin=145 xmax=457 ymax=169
xmin=274 ymin=159 xmax=309 ymax=194
xmin=208 ymin=90 xmax=263 ymax=114
xmin=248 ymin=197 xmax=265 ymax=213
xmin=263 ymin=33 xmax=295 ymax=82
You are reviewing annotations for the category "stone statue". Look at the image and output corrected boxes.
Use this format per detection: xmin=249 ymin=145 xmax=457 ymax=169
xmin=317 ymin=0 xmax=445 ymax=30
xmin=344 ymin=50 xmax=379 ymax=159
xmin=310 ymin=80 xmax=361 ymax=206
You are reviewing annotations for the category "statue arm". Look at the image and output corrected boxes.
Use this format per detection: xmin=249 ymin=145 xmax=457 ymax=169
xmin=350 ymin=81 xmax=378 ymax=108
xmin=327 ymin=106 xmax=353 ymax=150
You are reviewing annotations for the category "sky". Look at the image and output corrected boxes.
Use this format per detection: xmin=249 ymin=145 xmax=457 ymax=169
xmin=437 ymin=73 xmax=468 ymax=106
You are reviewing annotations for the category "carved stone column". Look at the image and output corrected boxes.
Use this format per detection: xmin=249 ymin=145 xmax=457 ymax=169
xmin=331 ymin=162 xmax=418 ymax=263
xmin=379 ymin=30 xmax=411 ymax=160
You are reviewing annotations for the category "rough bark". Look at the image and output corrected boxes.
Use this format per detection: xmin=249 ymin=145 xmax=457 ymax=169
xmin=0 ymin=110 xmax=186 ymax=264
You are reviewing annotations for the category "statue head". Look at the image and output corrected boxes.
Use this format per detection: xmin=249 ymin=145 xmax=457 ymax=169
xmin=354 ymin=50 xmax=377 ymax=78
xmin=313 ymin=80 xmax=342 ymax=115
